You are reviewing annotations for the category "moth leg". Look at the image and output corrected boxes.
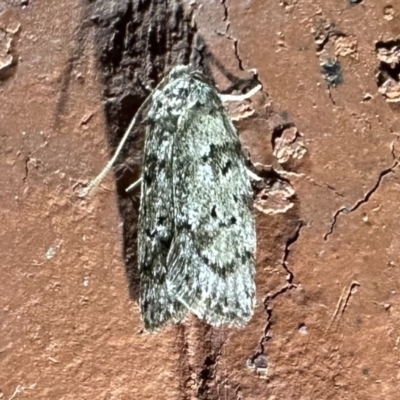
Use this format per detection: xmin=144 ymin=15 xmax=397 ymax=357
xmin=247 ymin=169 xmax=262 ymax=182
xmin=126 ymin=178 xmax=142 ymax=193
xmin=219 ymin=84 xmax=262 ymax=103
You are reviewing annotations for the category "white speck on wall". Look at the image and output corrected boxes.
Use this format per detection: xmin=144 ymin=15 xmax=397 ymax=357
xmin=45 ymin=247 xmax=56 ymax=259
xmin=45 ymin=240 xmax=62 ymax=260
xmin=299 ymin=325 xmax=308 ymax=335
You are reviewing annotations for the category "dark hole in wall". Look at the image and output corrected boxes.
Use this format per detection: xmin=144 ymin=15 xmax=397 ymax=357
xmin=375 ymin=39 xmax=400 ymax=104
xmin=376 ymin=40 xmax=400 ymax=82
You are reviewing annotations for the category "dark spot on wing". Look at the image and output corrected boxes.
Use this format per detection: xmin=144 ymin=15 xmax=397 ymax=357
xmin=222 ymin=159 xmax=232 ymax=175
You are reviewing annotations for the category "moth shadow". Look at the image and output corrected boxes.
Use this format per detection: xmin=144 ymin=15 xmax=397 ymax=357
xmin=89 ymin=0 xmax=260 ymax=304
xmin=115 ymin=187 xmax=141 ymax=303
xmin=110 ymin=69 xmax=260 ymax=305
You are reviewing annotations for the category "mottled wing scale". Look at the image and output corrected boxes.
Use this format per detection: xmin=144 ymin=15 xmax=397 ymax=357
xmin=138 ymin=80 xmax=187 ymax=329
xmin=139 ymin=66 xmax=256 ymax=331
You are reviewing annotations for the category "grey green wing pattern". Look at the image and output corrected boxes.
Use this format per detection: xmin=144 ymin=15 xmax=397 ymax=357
xmin=138 ymin=117 xmax=187 ymax=330
xmin=138 ymin=66 xmax=256 ymax=331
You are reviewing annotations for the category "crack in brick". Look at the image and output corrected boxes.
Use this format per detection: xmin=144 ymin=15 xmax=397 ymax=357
xmin=326 ymin=280 xmax=360 ymax=332
xmin=310 ymin=179 xmax=344 ymax=197
xmin=233 ymin=38 xmax=244 ymax=71
xmin=197 ymin=337 xmax=226 ymax=399
xmin=249 ymin=222 xmax=303 ymax=375
xmin=179 ymin=322 xmax=228 ymax=400
xmin=324 ymin=160 xmax=398 ymax=240
xmin=327 ymin=86 xmax=337 ymax=106
xmin=221 ymin=0 xmax=228 ymax=22
xmin=215 ymin=0 xmax=245 ymax=72
xmin=341 ymin=281 xmax=361 ymax=317
xmin=23 ymin=156 xmax=30 ymax=182
xmin=390 ymin=133 xmax=399 ymax=159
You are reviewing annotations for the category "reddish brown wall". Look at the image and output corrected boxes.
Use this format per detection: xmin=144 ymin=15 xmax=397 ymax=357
xmin=2 ymin=0 xmax=400 ymax=399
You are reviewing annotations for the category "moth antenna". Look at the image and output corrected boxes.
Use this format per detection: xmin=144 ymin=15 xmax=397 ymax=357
xmin=247 ymin=169 xmax=262 ymax=182
xmin=80 ymin=97 xmax=152 ymax=197
xmin=81 ymin=72 xmax=174 ymax=198
xmin=220 ymin=84 xmax=262 ymax=103
xmin=126 ymin=177 xmax=142 ymax=193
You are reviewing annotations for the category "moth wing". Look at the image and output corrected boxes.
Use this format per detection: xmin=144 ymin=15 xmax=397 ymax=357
xmin=167 ymin=92 xmax=256 ymax=326
xmin=138 ymin=123 xmax=187 ymax=331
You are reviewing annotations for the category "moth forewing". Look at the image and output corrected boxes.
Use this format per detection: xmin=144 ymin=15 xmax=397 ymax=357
xmin=138 ymin=66 xmax=257 ymax=331
xmin=84 ymin=65 xmax=259 ymax=332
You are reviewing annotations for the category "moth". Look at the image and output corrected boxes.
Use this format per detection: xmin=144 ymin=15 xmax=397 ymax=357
xmin=84 ymin=65 xmax=260 ymax=331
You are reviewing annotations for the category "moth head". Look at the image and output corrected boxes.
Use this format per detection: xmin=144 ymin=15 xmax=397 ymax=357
xmin=168 ymin=65 xmax=193 ymax=81
xmin=168 ymin=65 xmax=212 ymax=86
